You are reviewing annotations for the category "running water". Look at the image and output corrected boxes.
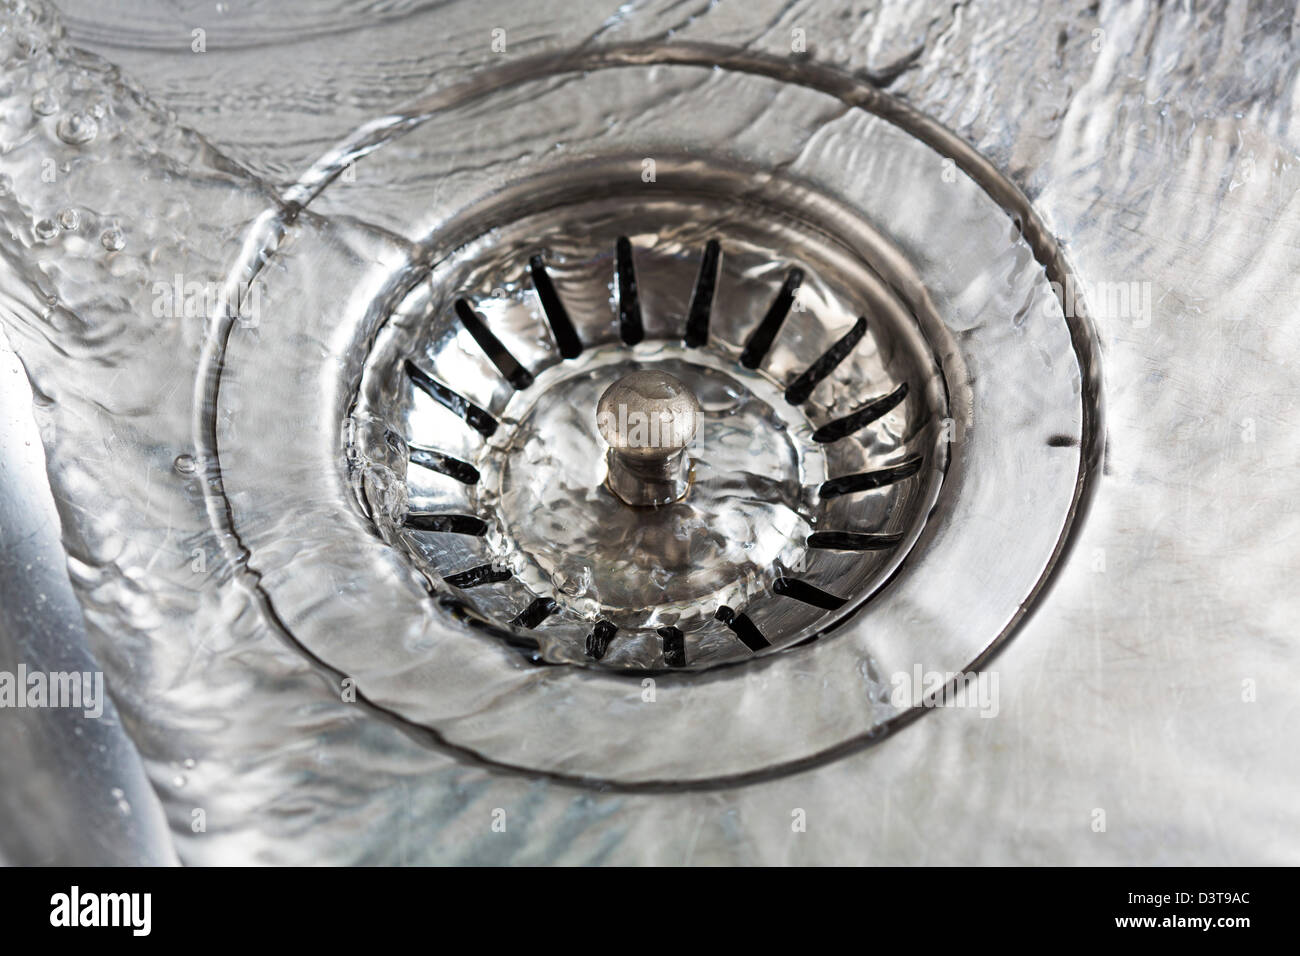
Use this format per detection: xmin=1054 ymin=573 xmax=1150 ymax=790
xmin=3 ymin=0 xmax=1298 ymax=863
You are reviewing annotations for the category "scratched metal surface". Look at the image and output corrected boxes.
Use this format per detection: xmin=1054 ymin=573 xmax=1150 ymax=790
xmin=0 ymin=0 xmax=1295 ymax=863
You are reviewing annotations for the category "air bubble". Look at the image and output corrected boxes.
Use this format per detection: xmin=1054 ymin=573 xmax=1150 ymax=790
xmin=173 ymin=454 xmax=197 ymax=475
xmin=56 ymin=111 xmax=98 ymax=145
xmin=100 ymin=226 xmax=125 ymax=251
xmin=57 ymin=208 xmax=80 ymax=231
xmin=31 ymin=89 xmax=59 ymax=116
xmin=33 ymin=218 xmax=58 ymax=240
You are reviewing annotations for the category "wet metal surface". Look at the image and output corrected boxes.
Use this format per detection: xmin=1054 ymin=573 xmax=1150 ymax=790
xmin=0 ymin=0 xmax=1296 ymax=863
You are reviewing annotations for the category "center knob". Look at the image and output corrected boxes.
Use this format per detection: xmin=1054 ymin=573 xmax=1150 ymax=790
xmin=596 ymin=369 xmax=702 ymax=506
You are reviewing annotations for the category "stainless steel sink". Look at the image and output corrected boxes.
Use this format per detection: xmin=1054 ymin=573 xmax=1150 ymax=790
xmin=1 ymin=0 xmax=1296 ymax=864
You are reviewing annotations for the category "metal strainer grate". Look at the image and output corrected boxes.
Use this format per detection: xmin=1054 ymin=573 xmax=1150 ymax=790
xmin=375 ymin=224 xmax=944 ymax=671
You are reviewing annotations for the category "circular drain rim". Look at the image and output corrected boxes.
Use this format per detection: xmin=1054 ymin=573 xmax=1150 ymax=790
xmin=198 ymin=46 xmax=1103 ymax=791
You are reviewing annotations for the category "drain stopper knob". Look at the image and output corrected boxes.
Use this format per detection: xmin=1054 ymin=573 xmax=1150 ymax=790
xmin=597 ymin=369 xmax=701 ymax=507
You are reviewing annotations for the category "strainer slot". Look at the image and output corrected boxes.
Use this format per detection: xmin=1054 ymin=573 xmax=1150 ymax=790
xmin=511 ymin=597 xmax=559 ymax=629
xmin=715 ymin=606 xmax=770 ymax=651
xmin=739 ymin=267 xmax=803 ymax=369
xmin=405 ymin=512 xmax=488 ymax=536
xmin=528 ymin=254 xmax=583 ymax=359
xmin=444 ymin=564 xmax=512 ymax=589
xmin=684 ymin=238 xmax=721 ymax=348
xmin=820 ymin=455 xmax=923 ymax=498
xmin=586 ymin=620 xmax=617 ymax=660
xmin=811 ymin=381 xmax=908 ymax=443
xmin=658 ymin=626 xmax=686 ymax=667
xmin=806 ymin=531 xmax=904 ymax=551
xmin=453 ymin=298 xmax=534 ymax=390
xmin=784 ymin=315 xmax=868 ymax=405
xmin=615 ymin=236 xmax=643 ymax=345
xmin=771 ymin=577 xmax=847 ymax=611
xmin=408 ymin=443 xmax=480 ymax=485
xmin=405 ymin=360 xmax=499 ymax=437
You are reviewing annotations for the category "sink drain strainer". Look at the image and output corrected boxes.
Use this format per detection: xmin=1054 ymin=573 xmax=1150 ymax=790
xmin=204 ymin=49 xmax=1100 ymax=787
xmin=351 ymin=188 xmax=949 ymax=672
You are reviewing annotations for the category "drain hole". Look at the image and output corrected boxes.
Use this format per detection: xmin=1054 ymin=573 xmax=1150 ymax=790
xmin=405 ymin=360 xmax=499 ymax=437
xmin=528 ymin=254 xmax=583 ymax=360
xmin=444 ymin=564 xmax=512 ymax=589
xmin=820 ymin=455 xmax=923 ymax=498
xmin=658 ymin=626 xmax=687 ymax=667
xmin=615 ymin=236 xmax=643 ymax=345
xmin=511 ymin=597 xmax=560 ymax=629
xmin=408 ymin=443 xmax=480 ymax=485
xmin=811 ymin=382 xmax=908 ymax=443
xmin=807 ymin=531 xmax=905 ymax=551
xmin=586 ymin=620 xmax=617 ymax=660
xmin=785 ymin=315 xmax=868 ymax=405
xmin=772 ymin=577 xmax=848 ymax=611
xmin=405 ymin=512 xmax=488 ymax=536
xmin=454 ymin=298 xmax=534 ymax=390
xmin=739 ymin=267 xmax=803 ymax=369
xmin=684 ymin=238 xmax=721 ymax=348
xmin=715 ymin=606 xmax=770 ymax=651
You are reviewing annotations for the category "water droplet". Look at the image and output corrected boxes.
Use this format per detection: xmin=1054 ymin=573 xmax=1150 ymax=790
xmin=57 ymin=207 xmax=80 ymax=231
xmin=33 ymin=218 xmax=58 ymax=241
xmin=56 ymin=110 xmax=98 ymax=145
xmin=100 ymin=226 xmax=125 ymax=251
xmin=30 ymin=89 xmax=59 ymax=116
xmin=173 ymin=453 xmax=196 ymax=475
